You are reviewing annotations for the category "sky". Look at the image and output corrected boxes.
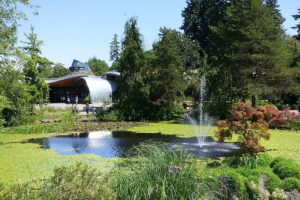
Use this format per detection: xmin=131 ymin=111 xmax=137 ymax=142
xmin=17 ymin=0 xmax=300 ymax=67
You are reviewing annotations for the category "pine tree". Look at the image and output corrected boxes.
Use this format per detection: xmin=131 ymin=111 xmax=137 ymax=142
xmin=293 ymin=8 xmax=300 ymax=40
xmin=210 ymin=0 xmax=289 ymax=103
xmin=109 ymin=34 xmax=120 ymax=62
xmin=264 ymin=0 xmax=284 ymax=28
xmin=22 ymin=26 xmax=49 ymax=106
xmin=116 ymin=17 xmax=148 ymax=120
xmin=181 ymin=0 xmax=230 ymax=56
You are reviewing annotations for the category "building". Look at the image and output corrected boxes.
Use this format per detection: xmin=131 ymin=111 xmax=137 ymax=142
xmin=45 ymin=59 xmax=119 ymax=104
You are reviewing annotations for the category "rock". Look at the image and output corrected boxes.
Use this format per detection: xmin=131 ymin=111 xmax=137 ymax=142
xmin=259 ymin=174 xmax=270 ymax=200
xmin=286 ymin=189 xmax=300 ymax=200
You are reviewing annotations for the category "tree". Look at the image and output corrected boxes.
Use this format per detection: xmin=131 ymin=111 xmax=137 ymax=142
xmin=51 ymin=63 xmax=69 ymax=78
xmin=0 ymin=0 xmax=34 ymax=126
xmin=87 ymin=57 xmax=109 ymax=75
xmin=264 ymin=0 xmax=284 ymax=28
xmin=293 ymin=8 xmax=300 ymax=40
xmin=208 ymin=0 xmax=289 ymax=104
xmin=148 ymin=28 xmax=207 ymax=119
xmin=0 ymin=65 xmax=32 ymax=126
xmin=150 ymin=28 xmax=187 ymax=116
xmin=116 ymin=17 xmax=148 ymax=120
xmin=109 ymin=34 xmax=120 ymax=62
xmin=21 ymin=26 xmax=49 ymax=106
xmin=181 ymin=0 xmax=230 ymax=56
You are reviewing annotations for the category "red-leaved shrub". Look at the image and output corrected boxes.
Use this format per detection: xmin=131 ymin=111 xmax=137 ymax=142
xmin=216 ymin=102 xmax=273 ymax=153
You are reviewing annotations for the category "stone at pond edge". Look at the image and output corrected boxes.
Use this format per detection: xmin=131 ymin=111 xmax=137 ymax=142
xmin=286 ymin=189 xmax=300 ymax=200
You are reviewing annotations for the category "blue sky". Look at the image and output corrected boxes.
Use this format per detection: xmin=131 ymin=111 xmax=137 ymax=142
xmin=18 ymin=0 xmax=300 ymax=67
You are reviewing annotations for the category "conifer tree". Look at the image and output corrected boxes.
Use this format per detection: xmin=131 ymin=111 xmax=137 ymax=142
xmin=210 ymin=0 xmax=289 ymax=103
xmin=116 ymin=17 xmax=148 ymax=120
xmin=293 ymin=8 xmax=300 ymax=40
xmin=109 ymin=34 xmax=120 ymax=62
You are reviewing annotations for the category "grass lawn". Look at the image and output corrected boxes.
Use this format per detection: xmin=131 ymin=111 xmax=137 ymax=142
xmin=0 ymin=121 xmax=300 ymax=186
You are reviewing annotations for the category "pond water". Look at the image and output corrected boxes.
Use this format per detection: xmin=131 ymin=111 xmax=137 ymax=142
xmin=27 ymin=131 xmax=241 ymax=158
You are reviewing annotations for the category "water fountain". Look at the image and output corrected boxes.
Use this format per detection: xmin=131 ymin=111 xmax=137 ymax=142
xmin=188 ymin=77 xmax=215 ymax=148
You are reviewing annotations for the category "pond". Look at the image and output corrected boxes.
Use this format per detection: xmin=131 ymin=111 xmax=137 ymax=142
xmin=27 ymin=131 xmax=241 ymax=158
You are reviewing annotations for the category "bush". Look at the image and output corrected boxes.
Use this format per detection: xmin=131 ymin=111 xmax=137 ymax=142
xmin=271 ymin=157 xmax=300 ymax=179
xmin=1 ymin=163 xmax=115 ymax=200
xmin=60 ymin=109 xmax=76 ymax=124
xmin=216 ymin=102 xmax=270 ymax=153
xmin=96 ymin=108 xmax=122 ymax=121
xmin=112 ymin=143 xmax=215 ymax=200
xmin=281 ymin=177 xmax=300 ymax=191
xmin=269 ymin=109 xmax=300 ymax=129
xmin=290 ymin=120 xmax=300 ymax=131
xmin=155 ymin=105 xmax=186 ymax=120
xmin=223 ymin=154 xmax=272 ymax=169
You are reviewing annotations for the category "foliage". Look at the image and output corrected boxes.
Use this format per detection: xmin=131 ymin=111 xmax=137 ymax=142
xmin=293 ymin=8 xmax=300 ymax=40
xmin=0 ymin=65 xmax=32 ymax=126
xmin=211 ymin=0 xmax=288 ymax=103
xmin=216 ymin=102 xmax=271 ymax=153
xmin=271 ymin=188 xmax=287 ymax=200
xmin=281 ymin=177 xmax=300 ymax=191
xmin=21 ymin=26 xmax=49 ymax=107
xmin=87 ymin=56 xmax=109 ymax=75
xmin=181 ymin=0 xmax=230 ymax=55
xmin=96 ymin=108 xmax=121 ymax=122
xmin=271 ymin=157 xmax=300 ymax=179
xmin=109 ymin=34 xmax=120 ymax=62
xmin=59 ymin=109 xmax=76 ymax=124
xmin=269 ymin=109 xmax=300 ymax=129
xmin=1 ymin=163 xmax=115 ymax=200
xmin=116 ymin=17 xmax=149 ymax=120
xmin=112 ymin=143 xmax=214 ymax=200
xmin=49 ymin=63 xmax=69 ymax=78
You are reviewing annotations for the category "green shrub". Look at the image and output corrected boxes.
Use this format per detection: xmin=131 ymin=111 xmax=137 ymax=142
xmin=1 ymin=163 xmax=115 ymax=200
xmin=96 ymin=108 xmax=121 ymax=122
xmin=156 ymin=105 xmax=186 ymax=120
xmin=223 ymin=154 xmax=272 ymax=169
xmin=271 ymin=157 xmax=300 ymax=179
xmin=281 ymin=177 xmax=300 ymax=191
xmin=60 ymin=109 xmax=76 ymax=124
xmin=220 ymin=168 xmax=247 ymax=198
xmin=112 ymin=143 xmax=215 ymax=200
xmin=290 ymin=121 xmax=300 ymax=131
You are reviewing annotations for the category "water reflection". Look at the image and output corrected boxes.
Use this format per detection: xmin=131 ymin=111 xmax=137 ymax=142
xmin=27 ymin=131 xmax=241 ymax=158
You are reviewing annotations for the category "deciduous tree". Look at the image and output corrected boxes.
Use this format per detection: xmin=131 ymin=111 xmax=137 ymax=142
xmin=87 ymin=56 xmax=109 ymax=75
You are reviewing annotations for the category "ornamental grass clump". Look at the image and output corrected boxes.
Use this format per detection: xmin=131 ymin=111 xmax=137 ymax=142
xmin=216 ymin=102 xmax=275 ymax=153
xmin=112 ymin=143 xmax=217 ymax=200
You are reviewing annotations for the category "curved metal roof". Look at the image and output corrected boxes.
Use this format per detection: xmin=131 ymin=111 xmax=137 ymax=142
xmin=45 ymin=75 xmax=118 ymax=104
xmin=81 ymin=76 xmax=117 ymax=103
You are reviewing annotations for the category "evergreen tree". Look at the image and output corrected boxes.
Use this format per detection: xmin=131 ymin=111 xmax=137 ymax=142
xmin=210 ymin=0 xmax=289 ymax=103
xmin=264 ymin=0 xmax=284 ymax=28
xmin=116 ymin=17 xmax=148 ymax=120
xmin=293 ymin=8 xmax=300 ymax=40
xmin=22 ymin=26 xmax=49 ymax=106
xmin=181 ymin=0 xmax=230 ymax=56
xmin=109 ymin=34 xmax=120 ymax=62
xmin=87 ymin=56 xmax=109 ymax=75
xmin=151 ymin=28 xmax=186 ymax=114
